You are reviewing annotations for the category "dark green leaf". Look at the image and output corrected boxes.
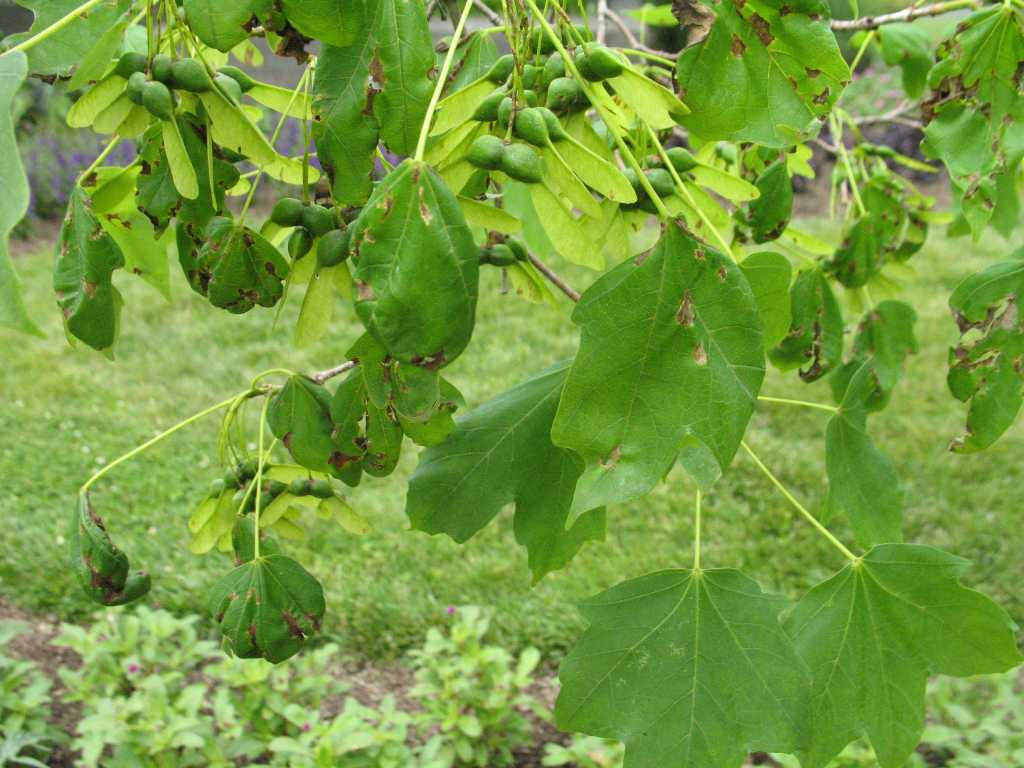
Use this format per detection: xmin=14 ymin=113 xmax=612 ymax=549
xmin=53 ymin=187 xmax=125 ymax=351
xmin=786 ymin=544 xmax=1023 ymax=768
xmin=552 ymin=222 xmax=765 ymax=508
xmin=268 ymin=375 xmax=338 ymax=475
xmin=825 ymin=364 xmax=903 ymax=548
xmin=70 ymin=494 xmax=150 ymax=607
xmin=208 ymin=554 xmax=325 ymax=664
xmin=557 ymin=569 xmax=811 ymax=768
xmin=831 ymin=300 xmax=918 ymax=411
xmin=407 ymin=361 xmax=606 ymax=582
xmin=877 ymin=23 xmax=932 ymax=100
xmin=676 ymin=0 xmax=849 ymax=147
xmin=741 ymin=158 xmax=792 ymax=243
xmin=946 ymin=257 xmax=1024 ymax=451
xmin=280 ymin=0 xmax=365 ymax=48
xmin=183 ymin=0 xmax=256 ymax=52
xmin=350 ymin=161 xmax=479 ymax=368
xmin=769 ymin=268 xmax=843 ymax=382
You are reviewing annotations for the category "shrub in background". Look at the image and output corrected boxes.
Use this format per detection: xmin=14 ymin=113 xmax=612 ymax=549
xmin=410 ymin=606 xmax=544 ymax=767
xmin=0 ymin=621 xmax=56 ymax=768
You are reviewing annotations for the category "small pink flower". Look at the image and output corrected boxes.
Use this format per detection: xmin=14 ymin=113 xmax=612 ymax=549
xmin=301 ymin=723 xmax=311 ymax=733
xmin=127 ymin=663 xmax=140 ymax=674
xmin=446 ymin=606 xmax=457 ymax=616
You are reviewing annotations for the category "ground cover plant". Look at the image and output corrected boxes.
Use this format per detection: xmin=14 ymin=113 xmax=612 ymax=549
xmin=0 ymin=1 xmax=1023 ymax=767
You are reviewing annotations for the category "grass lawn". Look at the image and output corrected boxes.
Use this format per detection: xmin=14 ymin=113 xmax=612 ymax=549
xmin=1 ymin=220 xmax=1022 ymax=661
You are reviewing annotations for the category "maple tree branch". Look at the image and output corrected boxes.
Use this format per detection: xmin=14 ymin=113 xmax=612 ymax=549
xmin=312 ymin=361 xmax=358 ymax=384
xmin=601 ymin=7 xmax=677 ymax=59
xmin=473 ymin=0 xmax=503 ymax=26
xmin=830 ymin=0 xmax=978 ymax=30
xmin=528 ymin=253 xmax=581 ymax=303
xmin=597 ymin=0 xmax=609 ymax=43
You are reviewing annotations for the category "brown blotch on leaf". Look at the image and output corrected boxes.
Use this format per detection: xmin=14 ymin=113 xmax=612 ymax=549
xmin=730 ymin=35 xmax=746 ymax=57
xmin=419 ymin=186 xmax=433 ymax=224
xmin=356 ymin=281 xmax=375 ymax=302
xmin=601 ymin=446 xmax=622 ymax=471
xmin=677 ymin=291 xmax=696 ymax=327
xmin=693 ymin=342 xmax=708 ymax=366
xmin=750 ymin=14 xmax=774 ymax=47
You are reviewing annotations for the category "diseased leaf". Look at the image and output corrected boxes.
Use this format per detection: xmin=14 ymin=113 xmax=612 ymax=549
xmin=349 ymin=161 xmax=479 ymax=368
xmin=0 ymin=51 xmax=41 ymax=337
xmin=407 ymin=361 xmax=606 ymax=582
xmin=825 ymin=364 xmax=903 ymax=548
xmin=53 ymin=187 xmax=125 ymax=351
xmin=739 ymin=158 xmax=792 ymax=242
xmin=786 ymin=544 xmax=1023 ymax=768
xmin=280 ymin=0 xmax=365 ymax=48
xmin=769 ymin=268 xmax=843 ymax=382
xmin=676 ymin=0 xmax=849 ymax=147
xmin=208 ymin=555 xmax=325 ymax=664
xmin=268 ymin=375 xmax=338 ymax=475
xmin=70 ymin=494 xmax=150 ymax=607
xmin=946 ymin=257 xmax=1024 ymax=451
xmin=557 ymin=569 xmax=811 ymax=768
xmin=553 ymin=221 xmax=765 ymax=509
xmin=741 ymin=251 xmax=792 ymax=349
xmin=877 ymin=23 xmax=932 ymax=100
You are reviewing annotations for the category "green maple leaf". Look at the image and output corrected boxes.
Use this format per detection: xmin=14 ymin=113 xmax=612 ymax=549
xmin=552 ymin=222 xmax=764 ymax=508
xmin=831 ymin=300 xmax=918 ymax=412
xmin=877 ymin=23 xmax=933 ymax=100
xmin=675 ymin=0 xmax=849 ymax=147
xmin=741 ymin=158 xmax=792 ymax=243
xmin=6 ymin=0 xmax=130 ymax=76
xmin=70 ymin=494 xmax=150 ymax=607
xmin=280 ymin=0 xmax=365 ymax=48
xmin=769 ymin=268 xmax=844 ymax=382
xmin=182 ymin=0 xmax=256 ymax=52
xmin=407 ymin=361 xmax=605 ymax=582
xmin=556 ymin=569 xmax=811 ymax=768
xmin=922 ymin=5 xmax=1024 ymax=239
xmin=349 ymin=161 xmax=479 ymax=368
xmin=825 ymin=363 xmax=903 ymax=548
xmin=741 ymin=251 xmax=793 ymax=350
xmin=946 ymin=255 xmax=1024 ymax=452
xmin=312 ymin=0 xmax=435 ymax=204
xmin=53 ymin=187 xmax=126 ymax=352
xmin=268 ymin=376 xmax=338 ymax=475
xmin=0 ymin=51 xmax=41 ymax=338
xmin=208 ymin=555 xmax=326 ymax=664
xmin=785 ymin=544 xmax=1023 ymax=768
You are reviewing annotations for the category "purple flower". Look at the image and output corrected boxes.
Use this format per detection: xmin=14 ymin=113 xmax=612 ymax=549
xmin=446 ymin=606 xmax=457 ymax=616
xmin=301 ymin=722 xmax=311 ymax=733
xmin=127 ymin=663 xmax=140 ymax=674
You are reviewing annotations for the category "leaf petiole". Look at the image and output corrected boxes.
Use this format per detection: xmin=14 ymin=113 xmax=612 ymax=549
xmin=253 ymin=397 xmax=272 ymax=560
xmin=758 ymin=396 xmax=839 ymax=413
xmin=741 ymin=440 xmax=858 ymax=561
xmin=6 ymin=0 xmax=108 ymax=55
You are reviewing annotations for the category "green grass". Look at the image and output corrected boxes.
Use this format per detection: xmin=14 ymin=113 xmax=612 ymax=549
xmin=1 ymin=221 xmax=1022 ymax=661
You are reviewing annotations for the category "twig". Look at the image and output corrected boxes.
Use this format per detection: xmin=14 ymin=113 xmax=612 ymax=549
xmin=597 ymin=0 xmax=609 ymax=43
xmin=830 ymin=0 xmax=977 ymax=30
xmin=474 ymin=0 xmax=503 ymax=26
xmin=528 ymin=254 xmax=581 ymax=303
xmin=601 ymin=8 xmax=676 ymax=59
xmin=853 ymin=102 xmax=923 ymax=128
xmin=312 ymin=361 xmax=358 ymax=384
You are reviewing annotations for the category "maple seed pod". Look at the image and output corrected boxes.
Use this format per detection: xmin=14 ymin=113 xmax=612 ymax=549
xmin=317 ymin=228 xmax=351 ymax=268
xmin=546 ymin=77 xmax=582 ymax=112
xmin=309 ymin=479 xmax=334 ymax=499
xmin=170 ymin=58 xmax=213 ymax=93
xmin=486 ymin=54 xmax=515 ymax=83
xmin=126 ymin=71 xmax=147 ymax=106
xmin=497 ymin=97 xmax=515 ymax=130
xmin=222 ymin=470 xmax=242 ymax=489
xmin=523 ymin=90 xmax=539 ymax=108
xmin=645 ymin=168 xmax=677 ymax=197
xmin=585 ymin=46 xmax=625 ymax=80
xmin=472 ymin=90 xmax=507 ymax=122
xmin=514 ymin=108 xmax=550 ymax=147
xmin=666 ymin=147 xmax=699 ymax=173
xmin=287 ymin=228 xmax=314 ymax=261
xmin=506 ymin=238 xmax=529 ymax=262
xmin=288 ymin=478 xmax=312 ymax=496
xmin=302 ymin=204 xmax=337 ymax=237
xmin=574 ymin=46 xmax=598 ymax=81
xmin=538 ymin=107 xmax=568 ymax=141
xmin=141 ymin=81 xmax=175 ymax=120
xmin=522 ymin=64 xmax=542 ymax=90
xmin=213 ymin=73 xmax=243 ymax=104
xmin=209 ymin=478 xmax=227 ymax=498
xmin=542 ymin=52 xmax=565 ymax=88
xmin=270 ymin=196 xmax=306 ymax=227
xmin=151 ymin=53 xmax=173 ymax=84
xmin=483 ymin=244 xmax=517 ymax=267
xmin=219 ymin=65 xmax=257 ymax=93
xmin=500 ymin=142 xmax=544 ymax=184
xmin=114 ymin=51 xmax=148 ymax=79
xmin=467 ymin=134 xmax=507 ymax=171
xmin=622 ymin=167 xmax=641 ymax=191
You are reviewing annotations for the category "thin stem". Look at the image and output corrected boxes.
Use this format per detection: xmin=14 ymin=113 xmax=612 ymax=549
xmin=741 ymin=441 xmax=858 ymax=561
xmin=644 ymin=123 xmax=734 ymax=259
xmin=618 ymin=48 xmax=676 ymax=68
xmin=81 ymin=394 xmax=243 ymax=493
xmin=758 ymin=395 xmax=838 ymax=413
xmin=830 ymin=0 xmax=978 ymax=29
xmin=415 ymin=0 xmax=476 ymax=162
xmin=524 ymin=0 xmax=670 ymax=218
xmin=76 ymin=136 xmax=121 ymax=187
xmin=848 ymin=30 xmax=876 ymax=72
xmin=7 ymin=0 xmax=107 ymax=54
xmin=693 ymin=489 xmax=702 ymax=570
xmin=312 ymin=360 xmax=359 ymax=384
xmin=253 ymin=397 xmax=271 ymax=561
xmin=527 ymin=253 xmax=581 ymax=302
xmin=830 ymin=113 xmax=866 ymax=217
xmin=250 ymin=368 xmax=296 ymax=389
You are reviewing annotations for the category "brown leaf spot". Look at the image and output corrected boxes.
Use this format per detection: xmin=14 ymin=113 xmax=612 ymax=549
xmin=600 ymin=446 xmax=622 ymax=470
xmin=750 ymin=14 xmax=774 ymax=47
xmin=693 ymin=342 xmax=708 ymax=366
xmin=676 ymin=291 xmax=695 ymax=327
xmin=673 ymin=0 xmax=716 ymax=47
xmin=419 ymin=186 xmax=433 ymax=224
xmin=356 ymin=281 xmax=375 ymax=301
xmin=730 ymin=35 xmax=746 ymax=57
